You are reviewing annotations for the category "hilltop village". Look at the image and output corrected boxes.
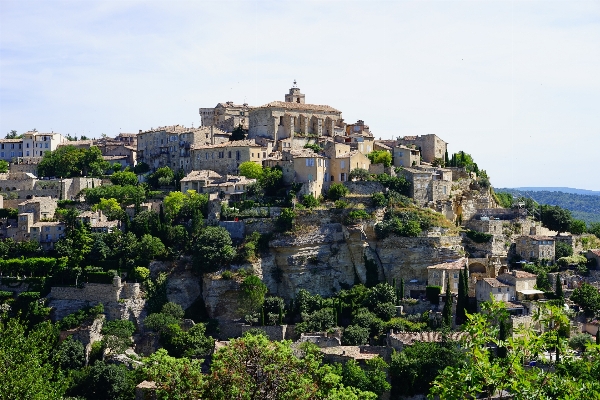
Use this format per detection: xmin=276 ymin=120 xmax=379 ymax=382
xmin=1 ymin=85 xmax=600 ymax=399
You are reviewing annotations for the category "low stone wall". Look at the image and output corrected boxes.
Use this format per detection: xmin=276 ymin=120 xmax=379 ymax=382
xmin=240 ymin=324 xmax=296 ymax=341
xmin=219 ymin=221 xmax=245 ymax=239
xmin=244 ymin=219 xmax=275 ymax=235
xmin=299 ymin=333 xmax=341 ymax=348
xmin=218 ymin=321 xmax=244 ymax=340
xmin=49 ymin=282 xmax=121 ymax=303
xmin=343 ymin=181 xmax=385 ymax=195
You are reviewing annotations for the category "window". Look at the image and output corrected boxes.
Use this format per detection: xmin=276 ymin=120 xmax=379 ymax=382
xmin=26 ymin=151 xmax=29 ymax=156
xmin=45 ymin=227 xmax=50 ymax=232
xmin=306 ymin=158 xmax=314 ymax=167
xmin=45 ymin=143 xmax=49 ymax=148
xmin=308 ymin=174 xmax=313 ymax=181
xmin=453 ymin=273 xmax=458 ymax=279
xmin=228 ymin=151 xmax=232 ymax=158
xmin=340 ymin=160 xmax=345 ymax=169
xmin=236 ymin=151 xmax=240 ymax=160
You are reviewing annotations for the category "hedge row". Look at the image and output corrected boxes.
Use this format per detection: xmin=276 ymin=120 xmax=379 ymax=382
xmin=0 ymin=258 xmax=63 ymax=277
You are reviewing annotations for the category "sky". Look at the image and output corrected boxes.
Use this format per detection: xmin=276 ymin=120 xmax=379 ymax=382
xmin=1 ymin=1 xmax=599 ymax=190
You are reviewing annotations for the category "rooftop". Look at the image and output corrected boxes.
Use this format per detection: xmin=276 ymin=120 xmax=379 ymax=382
xmin=389 ymin=331 xmax=466 ymax=345
xmin=191 ymin=139 xmax=261 ymax=150
xmin=257 ymin=101 xmax=341 ymax=113
xmin=482 ymin=278 xmax=508 ymax=288
xmin=181 ymin=170 xmax=223 ymax=182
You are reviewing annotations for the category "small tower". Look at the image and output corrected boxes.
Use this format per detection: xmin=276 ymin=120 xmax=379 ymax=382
xmin=285 ymin=80 xmax=305 ymax=104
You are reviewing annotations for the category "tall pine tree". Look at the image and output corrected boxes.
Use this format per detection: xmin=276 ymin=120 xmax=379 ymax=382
xmin=456 ymin=269 xmax=466 ymax=325
xmin=555 ymin=274 xmax=564 ymax=306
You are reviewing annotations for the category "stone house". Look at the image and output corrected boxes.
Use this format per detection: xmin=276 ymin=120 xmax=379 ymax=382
xmin=136 ymin=125 xmax=230 ymax=173
xmin=287 ymin=149 xmax=329 ymax=197
xmin=334 ymin=120 xmax=374 ymax=156
xmin=397 ymin=166 xmax=452 ymax=206
xmin=180 ymin=170 xmax=255 ymax=200
xmin=324 ymin=142 xmax=370 ymax=183
xmin=199 ymin=101 xmax=254 ymax=132
xmin=190 ymin=139 xmax=271 ymax=176
xmin=22 ymin=131 xmax=68 ymax=159
xmin=476 ymin=278 xmax=514 ymax=303
xmin=248 ymin=85 xmax=343 ymax=145
xmin=18 ymin=196 xmax=57 ymax=222
xmin=393 ymin=144 xmax=421 ymax=168
xmin=427 ymin=258 xmax=468 ymax=294
xmin=396 ymin=134 xmax=447 ymax=164
xmin=496 ymin=271 xmax=543 ymax=301
xmin=515 ymin=235 xmax=555 ymax=262
xmin=0 ymin=139 xmax=24 ymax=162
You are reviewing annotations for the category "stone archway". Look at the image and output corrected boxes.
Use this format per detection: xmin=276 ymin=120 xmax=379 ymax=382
xmin=468 ymin=262 xmax=487 ymax=274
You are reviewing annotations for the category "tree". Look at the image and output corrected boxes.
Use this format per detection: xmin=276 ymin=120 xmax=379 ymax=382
xmin=239 ymin=275 xmax=268 ymax=318
xmin=555 ymin=241 xmax=573 ymax=259
xmin=540 ymin=205 xmax=573 ymax=234
xmin=69 ymin=361 xmax=135 ymax=400
xmin=367 ymin=150 xmax=392 ymax=167
xmin=5 ymin=129 xmax=20 ymax=139
xmin=442 ymin=275 xmax=452 ymax=328
xmin=390 ymin=340 xmax=464 ymax=397
xmin=230 ymin=125 xmax=248 ymax=141
xmin=0 ymin=160 xmax=8 ymax=173
xmin=258 ymin=166 xmax=284 ymax=197
xmin=147 ymin=166 xmax=175 ymax=188
xmin=340 ymin=357 xmax=390 ymax=397
xmin=0 ymin=319 xmax=67 ymax=399
xmin=571 ymin=283 xmax=600 ymax=317
xmin=342 ymin=325 xmax=370 ymax=345
xmin=38 ymin=145 xmax=109 ymax=178
xmin=110 ymin=171 xmax=138 ymax=186
xmin=134 ymin=162 xmax=150 ymax=174
xmin=349 ymin=168 xmax=370 ymax=181
xmin=238 ymin=161 xmax=263 ymax=179
xmin=570 ymin=219 xmax=587 ymax=235
xmin=92 ymin=198 xmax=124 ymax=221
xmin=456 ymin=266 xmax=467 ymax=325
xmin=133 ymin=234 xmax=166 ymax=266
xmin=328 ymin=183 xmax=349 ymax=201
xmin=302 ymin=194 xmax=319 ymax=208
xmin=192 ymin=226 xmax=236 ymax=273
xmin=137 ymin=349 xmax=205 ymax=399
xmin=555 ymin=274 xmax=564 ymax=306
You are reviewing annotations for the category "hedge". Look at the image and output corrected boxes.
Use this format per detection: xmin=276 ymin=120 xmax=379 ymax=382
xmin=0 ymin=258 xmax=58 ymax=277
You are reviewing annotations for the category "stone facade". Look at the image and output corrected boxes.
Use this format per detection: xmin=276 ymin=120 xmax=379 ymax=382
xmin=397 ymin=134 xmax=447 ymax=164
xmin=427 ymin=258 xmax=468 ymax=294
xmin=496 ymin=270 xmax=538 ymax=292
xmin=248 ymin=86 xmax=343 ymax=145
xmin=393 ymin=144 xmax=421 ymax=168
xmin=476 ymin=278 xmax=514 ymax=303
xmin=199 ymin=101 xmax=253 ymax=132
xmin=515 ymin=235 xmax=555 ymax=262
xmin=136 ymin=125 xmax=230 ymax=173
xmin=398 ymin=166 xmax=452 ymax=206
xmin=0 ymin=139 xmax=23 ymax=162
xmin=180 ymin=170 xmax=255 ymax=199
xmin=190 ymin=139 xmax=271 ymax=176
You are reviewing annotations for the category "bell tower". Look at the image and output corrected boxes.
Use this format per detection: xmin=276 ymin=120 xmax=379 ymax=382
xmin=284 ymin=80 xmax=305 ymax=104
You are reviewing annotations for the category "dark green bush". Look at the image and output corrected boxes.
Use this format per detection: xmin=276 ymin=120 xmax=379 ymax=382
xmin=465 ymin=230 xmax=493 ymax=243
xmin=426 ymin=286 xmax=442 ymax=304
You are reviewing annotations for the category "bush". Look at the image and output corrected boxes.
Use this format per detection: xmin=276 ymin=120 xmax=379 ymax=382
xmin=373 ymin=302 xmax=397 ymax=321
xmin=348 ymin=168 xmax=370 ymax=181
xmin=334 ymin=200 xmax=349 ymax=209
xmin=276 ymin=208 xmax=296 ymax=232
xmin=371 ymin=192 xmax=386 ymax=208
xmin=328 ymin=183 xmax=349 ymax=201
xmin=345 ymin=209 xmax=371 ymax=225
xmin=342 ymin=325 xmax=370 ymax=345
xmin=555 ymin=241 xmax=574 ymax=259
xmin=367 ymin=150 xmax=392 ymax=167
xmin=466 ymin=230 xmax=493 ymax=243
xmin=302 ymin=194 xmax=319 ymax=208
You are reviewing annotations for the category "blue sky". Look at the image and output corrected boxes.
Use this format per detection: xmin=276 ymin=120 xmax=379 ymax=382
xmin=1 ymin=1 xmax=599 ymax=190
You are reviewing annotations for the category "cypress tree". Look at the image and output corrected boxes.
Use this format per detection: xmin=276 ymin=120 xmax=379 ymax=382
xmin=462 ymin=265 xmax=469 ymax=313
xmin=261 ymin=307 xmax=265 ymax=326
xmin=399 ymin=278 xmax=405 ymax=300
xmin=442 ymin=275 xmax=452 ymax=328
xmin=556 ymin=275 xmax=564 ymax=306
xmin=498 ymin=318 xmax=508 ymax=358
xmin=456 ymin=269 xmax=465 ymax=325
xmin=596 ymin=326 xmax=599 ymax=346
xmin=444 ymin=150 xmax=450 ymax=167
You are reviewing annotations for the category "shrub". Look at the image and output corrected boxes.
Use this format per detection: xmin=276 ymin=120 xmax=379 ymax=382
xmin=348 ymin=168 xmax=370 ymax=181
xmin=342 ymin=325 xmax=370 ymax=345
xmin=426 ymin=286 xmax=442 ymax=304
xmin=345 ymin=209 xmax=371 ymax=225
xmin=465 ymin=230 xmax=493 ymax=243
xmin=367 ymin=150 xmax=392 ymax=167
xmin=221 ymin=270 xmax=234 ymax=280
xmin=276 ymin=208 xmax=296 ymax=232
xmin=328 ymin=183 xmax=349 ymax=201
xmin=334 ymin=200 xmax=349 ymax=209
xmin=371 ymin=192 xmax=386 ymax=208
xmin=373 ymin=302 xmax=397 ymax=321
xmin=302 ymin=194 xmax=319 ymax=208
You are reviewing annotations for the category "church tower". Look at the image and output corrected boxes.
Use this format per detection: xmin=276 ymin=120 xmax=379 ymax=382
xmin=284 ymin=80 xmax=305 ymax=104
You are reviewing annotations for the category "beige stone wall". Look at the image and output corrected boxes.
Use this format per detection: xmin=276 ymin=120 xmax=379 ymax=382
xmin=191 ymin=144 xmax=265 ymax=175
xmin=515 ymin=236 xmax=555 ymax=261
xmin=393 ymin=146 xmax=420 ymax=168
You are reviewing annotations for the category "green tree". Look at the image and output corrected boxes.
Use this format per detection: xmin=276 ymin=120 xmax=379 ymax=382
xmin=540 ymin=204 xmax=573 ymax=234
xmin=137 ymin=349 xmax=205 ymax=399
xmin=328 ymin=183 xmax=349 ymax=201
xmin=555 ymin=274 xmax=564 ymax=306
xmin=133 ymin=234 xmax=166 ymax=266
xmin=192 ymin=226 xmax=236 ymax=273
xmin=0 ymin=160 xmax=8 ymax=173
xmin=555 ymin=240 xmax=573 ymax=259
xmin=239 ymin=275 xmax=268 ymax=318
xmin=442 ymin=276 xmax=452 ymax=328
xmin=148 ymin=166 xmax=175 ymax=188
xmin=238 ymin=161 xmax=263 ymax=179
xmin=258 ymin=166 xmax=284 ymax=197
xmin=5 ymin=129 xmax=20 ymax=139
xmin=302 ymin=194 xmax=319 ymax=208
xmin=110 ymin=170 xmax=138 ymax=186
xmin=92 ymin=197 xmax=124 ymax=221
xmin=69 ymin=361 xmax=135 ymax=400
xmin=53 ymin=336 xmax=85 ymax=371
xmin=0 ymin=319 xmax=67 ymax=399
xmin=342 ymin=325 xmax=370 ymax=345
xmin=340 ymin=357 xmax=390 ymax=397
xmin=367 ymin=150 xmax=392 ymax=167
xmin=456 ymin=266 xmax=467 ymax=325
xmin=571 ymin=283 xmax=600 ymax=317
xmin=570 ymin=219 xmax=587 ymax=235
xmin=276 ymin=208 xmax=296 ymax=232
xmin=348 ymin=168 xmax=370 ymax=181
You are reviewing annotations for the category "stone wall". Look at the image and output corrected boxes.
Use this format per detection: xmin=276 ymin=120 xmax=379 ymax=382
xmin=343 ymin=181 xmax=385 ymax=195
xmin=240 ymin=324 xmax=296 ymax=341
xmin=219 ymin=221 xmax=245 ymax=239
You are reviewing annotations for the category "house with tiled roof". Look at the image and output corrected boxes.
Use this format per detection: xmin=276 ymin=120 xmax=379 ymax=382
xmin=190 ymin=139 xmax=271 ymax=176
xmin=515 ymin=235 xmax=555 ymax=262
xmin=396 ymin=134 xmax=447 ymax=164
xmin=427 ymin=258 xmax=468 ymax=294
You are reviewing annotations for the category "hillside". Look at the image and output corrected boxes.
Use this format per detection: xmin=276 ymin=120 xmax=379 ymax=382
xmin=512 ymin=187 xmax=600 ymax=196
xmin=495 ymin=188 xmax=600 ymax=224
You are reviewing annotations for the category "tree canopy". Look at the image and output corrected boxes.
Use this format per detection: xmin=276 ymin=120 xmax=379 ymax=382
xmin=38 ymin=145 xmax=109 ymax=178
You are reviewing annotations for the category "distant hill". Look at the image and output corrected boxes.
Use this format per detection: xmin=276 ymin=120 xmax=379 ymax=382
xmin=495 ymin=188 xmax=600 ymax=225
xmin=512 ymin=187 xmax=600 ymax=196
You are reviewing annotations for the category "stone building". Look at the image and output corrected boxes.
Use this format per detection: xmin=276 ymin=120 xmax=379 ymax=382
xmin=427 ymin=258 xmax=468 ymax=294
xmin=476 ymin=278 xmax=513 ymax=303
xmin=496 ymin=270 xmax=542 ymax=301
xmin=323 ymin=142 xmax=370 ymax=183
xmin=136 ymin=125 xmax=230 ymax=173
xmin=180 ymin=170 xmax=255 ymax=200
xmin=190 ymin=139 xmax=271 ymax=176
xmin=0 ymin=172 xmax=102 ymax=201
xmin=287 ymin=149 xmax=329 ymax=197
xmin=397 ymin=166 xmax=452 ymax=206
xmin=199 ymin=102 xmax=254 ymax=132
xmin=392 ymin=144 xmax=421 ymax=168
xmin=335 ymin=120 xmax=375 ymax=155
xmin=0 ymin=139 xmax=23 ymax=162
xmin=248 ymin=84 xmax=343 ymax=145
xmin=22 ymin=131 xmax=68 ymax=158
xmin=397 ymin=134 xmax=447 ymax=164
xmin=515 ymin=235 xmax=555 ymax=262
